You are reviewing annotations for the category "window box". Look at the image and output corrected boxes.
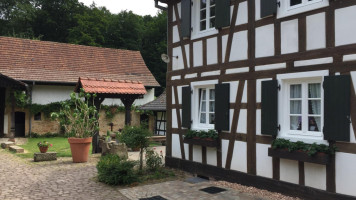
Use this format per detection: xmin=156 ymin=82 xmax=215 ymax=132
xmin=268 ymin=148 xmax=331 ymax=165
xmin=183 ymin=138 xmax=219 ymax=147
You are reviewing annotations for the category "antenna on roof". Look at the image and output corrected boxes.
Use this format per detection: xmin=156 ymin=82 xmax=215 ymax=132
xmin=161 ymin=54 xmax=178 ymax=64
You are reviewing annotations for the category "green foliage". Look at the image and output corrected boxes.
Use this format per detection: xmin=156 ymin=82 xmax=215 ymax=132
xmin=97 ymin=154 xmax=138 ymax=185
xmin=37 ymin=140 xmax=52 ymax=148
xmin=184 ymin=129 xmax=218 ymax=140
xmin=272 ymin=138 xmax=338 ymax=156
xmin=145 ymin=148 xmax=163 ymax=171
xmin=51 ymin=89 xmax=99 ymax=138
xmin=12 ymin=90 xmax=30 ymax=108
xmin=30 ymin=102 xmax=64 ymax=118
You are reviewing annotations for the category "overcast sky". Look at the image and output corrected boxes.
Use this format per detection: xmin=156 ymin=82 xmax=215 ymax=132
xmin=78 ymin=0 xmax=160 ymax=16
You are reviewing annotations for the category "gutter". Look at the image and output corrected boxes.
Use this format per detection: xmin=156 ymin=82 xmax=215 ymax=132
xmin=155 ymin=0 xmax=167 ymax=10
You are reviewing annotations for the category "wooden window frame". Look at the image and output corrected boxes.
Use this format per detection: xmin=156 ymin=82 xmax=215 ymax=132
xmin=191 ymin=0 xmax=218 ymax=39
xmin=198 ymin=87 xmax=215 ymax=128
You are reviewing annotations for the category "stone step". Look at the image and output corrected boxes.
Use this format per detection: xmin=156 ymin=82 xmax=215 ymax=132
xmin=34 ymin=152 xmax=57 ymax=162
xmin=9 ymin=145 xmax=24 ymax=153
xmin=1 ymin=142 xmax=15 ymax=149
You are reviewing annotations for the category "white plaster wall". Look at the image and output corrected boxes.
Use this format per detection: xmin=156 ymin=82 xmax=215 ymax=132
xmin=171 ymin=133 xmax=182 ymax=159
xmin=172 ymin=47 xmax=184 ymax=70
xmin=184 ymin=143 xmax=189 ymax=160
xmin=255 ymin=0 xmax=261 ymax=20
xmin=32 ymin=85 xmax=73 ymax=105
xmin=229 ymin=109 xmax=234 ymax=133
xmin=185 ymin=44 xmax=190 ymax=68
xmin=256 ymin=109 xmax=261 ymax=135
xmin=280 ymin=159 xmax=299 ymax=184
xmin=281 ymin=19 xmax=299 ymax=54
xmin=221 ymin=139 xmax=229 ymax=168
xmin=206 ymin=147 xmax=217 ymax=166
xmin=222 ymin=81 xmax=239 ymax=103
xmin=172 ymin=2 xmax=181 ymax=21
xmin=193 ymin=145 xmax=202 ymax=163
xmin=172 ymin=85 xmax=185 ymax=105
xmin=256 ymin=24 xmax=275 ymax=58
xmin=193 ymin=41 xmax=203 ymax=67
xmin=237 ymin=109 xmax=247 ymax=133
xmin=222 ymin=35 xmax=228 ymax=62
xmin=304 ymin=163 xmax=326 ymax=190
xmin=256 ymin=143 xmax=273 ymax=178
xmin=242 ymin=80 xmax=247 ymax=103
xmin=230 ymin=31 xmax=248 ymax=61
xmin=336 ymin=152 xmax=356 ymax=196
xmin=102 ymin=88 xmax=155 ymax=106
xmin=201 ymin=70 xmax=220 ymax=77
xmin=226 ymin=67 xmax=249 ymax=74
xmin=255 ymin=63 xmax=286 ymax=71
xmin=207 ymin=37 xmax=218 ymax=65
xmin=233 ymin=1 xmax=248 ymax=25
xmin=306 ymin=13 xmax=326 ymax=50
xmin=294 ymin=57 xmax=333 ymax=67
xmin=230 ymin=141 xmax=247 ymax=172
xmin=350 ymin=71 xmax=356 ymax=143
xmin=172 ymin=109 xmax=178 ymax=128
xmin=173 ymin=25 xmax=179 ymax=43
xmin=3 ymin=114 xmax=8 ymax=134
xmin=344 ymin=54 xmax=356 ymax=62
xmin=335 ymin=5 xmax=356 ymax=46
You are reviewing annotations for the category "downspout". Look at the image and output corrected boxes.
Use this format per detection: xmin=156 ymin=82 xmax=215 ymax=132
xmin=28 ymin=82 xmax=34 ymax=138
xmin=155 ymin=0 xmax=167 ymax=10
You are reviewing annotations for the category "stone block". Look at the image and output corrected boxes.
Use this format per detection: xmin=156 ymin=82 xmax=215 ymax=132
xmin=1 ymin=142 xmax=15 ymax=149
xmin=101 ymin=141 xmax=128 ymax=159
xmin=34 ymin=152 xmax=57 ymax=162
xmin=9 ymin=145 xmax=24 ymax=153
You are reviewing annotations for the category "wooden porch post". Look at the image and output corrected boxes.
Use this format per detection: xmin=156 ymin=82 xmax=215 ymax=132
xmin=121 ymin=97 xmax=136 ymax=126
xmin=91 ymin=97 xmax=104 ymax=154
xmin=8 ymin=90 xmax=15 ymax=142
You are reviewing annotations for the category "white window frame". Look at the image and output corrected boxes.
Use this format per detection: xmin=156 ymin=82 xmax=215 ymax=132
xmin=277 ymin=70 xmax=329 ymax=144
xmin=277 ymin=0 xmax=329 ymax=19
xmin=191 ymin=80 xmax=218 ymax=130
xmin=191 ymin=0 xmax=218 ymax=40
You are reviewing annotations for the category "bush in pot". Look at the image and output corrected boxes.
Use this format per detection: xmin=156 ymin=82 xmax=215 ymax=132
xmin=51 ymin=89 xmax=99 ymax=163
xmin=119 ymin=126 xmax=151 ymax=170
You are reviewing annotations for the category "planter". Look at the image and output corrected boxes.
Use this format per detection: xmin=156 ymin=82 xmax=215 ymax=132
xmin=39 ymin=146 xmax=48 ymax=153
xmin=183 ymin=138 xmax=219 ymax=147
xmin=68 ymin=137 xmax=92 ymax=163
xmin=268 ymin=148 xmax=331 ymax=165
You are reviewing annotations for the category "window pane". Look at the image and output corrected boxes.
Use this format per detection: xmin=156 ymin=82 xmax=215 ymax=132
xmin=202 ymin=89 xmax=206 ymax=100
xmin=201 ymin=101 xmax=206 ymax=112
xmin=201 ymin=0 xmax=206 ymax=9
xmin=309 ymin=117 xmax=321 ymax=132
xmin=209 ymin=113 xmax=215 ymax=124
xmin=290 ymin=116 xmax=302 ymax=130
xmin=200 ymin=10 xmax=206 ymax=20
xmin=210 ymin=6 xmax=215 ymax=17
xmin=209 ymin=101 xmax=215 ymax=112
xmin=209 ymin=89 xmax=215 ymax=100
xmin=290 ymin=84 xmax=301 ymax=98
xmin=308 ymin=100 xmax=321 ymax=115
xmin=290 ymin=100 xmax=302 ymax=114
xmin=210 ymin=18 xmax=215 ymax=28
xmin=210 ymin=0 xmax=215 ymax=6
xmin=308 ymin=83 xmax=321 ymax=98
xmin=200 ymin=20 xmax=206 ymax=31
xmin=200 ymin=113 xmax=206 ymax=123
xmin=290 ymin=0 xmax=302 ymax=6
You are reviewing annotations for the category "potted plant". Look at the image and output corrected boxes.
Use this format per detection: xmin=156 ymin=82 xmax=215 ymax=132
xmin=183 ymin=129 xmax=219 ymax=147
xmin=51 ymin=89 xmax=99 ymax=163
xmin=37 ymin=141 xmax=53 ymax=153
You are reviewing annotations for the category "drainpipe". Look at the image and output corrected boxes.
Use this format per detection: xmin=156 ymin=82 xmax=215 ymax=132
xmin=155 ymin=0 xmax=167 ymax=10
xmin=28 ymin=82 xmax=34 ymax=138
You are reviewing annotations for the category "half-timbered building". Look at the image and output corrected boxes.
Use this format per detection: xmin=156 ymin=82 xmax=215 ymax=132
xmin=156 ymin=0 xmax=356 ymax=198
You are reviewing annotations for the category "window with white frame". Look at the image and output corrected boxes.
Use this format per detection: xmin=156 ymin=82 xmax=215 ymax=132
xmin=277 ymin=0 xmax=329 ymax=18
xmin=199 ymin=0 xmax=216 ymax=31
xmin=277 ymin=70 xmax=328 ymax=142
xmin=198 ymin=87 xmax=215 ymax=127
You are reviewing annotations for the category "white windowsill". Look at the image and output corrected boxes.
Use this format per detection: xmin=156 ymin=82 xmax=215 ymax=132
xmin=277 ymin=0 xmax=329 ymax=19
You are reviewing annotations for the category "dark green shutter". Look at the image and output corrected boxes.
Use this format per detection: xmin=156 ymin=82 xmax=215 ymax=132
xmin=215 ymin=83 xmax=230 ymax=131
xmin=182 ymin=86 xmax=191 ymax=128
xmin=181 ymin=0 xmax=191 ymax=38
xmin=215 ymin=0 xmax=230 ymax=29
xmin=261 ymin=0 xmax=277 ymax=18
xmin=261 ymin=80 xmax=278 ymax=136
xmin=323 ymin=75 xmax=351 ymax=142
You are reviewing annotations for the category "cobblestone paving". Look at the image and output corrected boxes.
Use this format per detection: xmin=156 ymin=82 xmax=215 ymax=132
xmin=0 ymin=149 xmax=128 ymax=200
xmin=120 ymin=180 xmax=268 ymax=200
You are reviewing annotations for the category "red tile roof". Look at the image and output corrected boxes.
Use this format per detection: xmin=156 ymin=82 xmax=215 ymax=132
xmin=76 ymin=77 xmax=147 ymax=95
xmin=0 ymin=36 xmax=159 ymax=87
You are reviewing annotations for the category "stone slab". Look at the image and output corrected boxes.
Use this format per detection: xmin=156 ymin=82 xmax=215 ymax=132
xmin=1 ymin=142 xmax=15 ymax=149
xmin=34 ymin=152 xmax=57 ymax=162
xmin=9 ymin=145 xmax=24 ymax=153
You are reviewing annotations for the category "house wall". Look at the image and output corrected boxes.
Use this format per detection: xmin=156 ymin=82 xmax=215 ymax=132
xmin=166 ymin=0 xmax=356 ymax=198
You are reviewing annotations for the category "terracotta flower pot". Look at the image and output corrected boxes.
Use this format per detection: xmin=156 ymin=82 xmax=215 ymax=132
xmin=39 ymin=146 xmax=48 ymax=153
xmin=68 ymin=137 xmax=92 ymax=163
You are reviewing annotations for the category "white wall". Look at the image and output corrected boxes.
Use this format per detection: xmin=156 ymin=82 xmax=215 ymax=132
xmin=102 ymin=88 xmax=155 ymax=106
xmin=171 ymin=133 xmax=182 ymax=159
xmin=32 ymin=85 xmax=73 ymax=105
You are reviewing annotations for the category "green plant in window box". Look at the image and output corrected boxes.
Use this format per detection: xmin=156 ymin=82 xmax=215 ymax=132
xmin=271 ymin=138 xmax=338 ymax=156
xmin=184 ymin=129 xmax=218 ymax=140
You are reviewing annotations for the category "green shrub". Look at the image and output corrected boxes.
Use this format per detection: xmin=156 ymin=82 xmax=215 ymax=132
xmin=145 ymin=149 xmax=163 ymax=171
xmin=97 ymin=154 xmax=138 ymax=185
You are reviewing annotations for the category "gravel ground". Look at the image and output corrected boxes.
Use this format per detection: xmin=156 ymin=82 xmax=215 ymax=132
xmin=213 ymin=181 xmax=301 ymax=200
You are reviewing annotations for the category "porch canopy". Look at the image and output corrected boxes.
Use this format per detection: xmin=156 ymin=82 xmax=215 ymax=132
xmin=0 ymin=73 xmax=27 ymax=90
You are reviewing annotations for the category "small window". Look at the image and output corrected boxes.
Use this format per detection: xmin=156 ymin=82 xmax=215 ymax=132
xmin=200 ymin=0 xmax=216 ymax=31
xmin=34 ymin=112 xmax=42 ymax=121
xmin=277 ymin=0 xmax=328 ymax=18
xmin=198 ymin=88 xmax=215 ymax=125
xmin=288 ymin=0 xmax=323 ymax=10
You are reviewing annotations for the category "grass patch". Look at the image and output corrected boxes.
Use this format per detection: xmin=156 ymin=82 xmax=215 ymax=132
xmin=17 ymin=137 xmax=92 ymax=158
xmin=149 ymin=141 xmax=162 ymax=147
